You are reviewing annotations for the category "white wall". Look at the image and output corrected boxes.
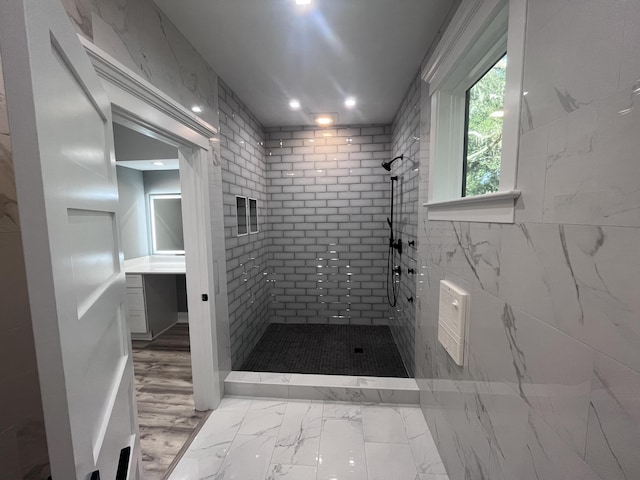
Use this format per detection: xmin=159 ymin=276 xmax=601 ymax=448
xmin=113 ymin=123 xmax=177 ymax=161
xmin=116 ymin=166 xmax=149 ymax=260
xmin=143 ymin=169 xmax=181 ymax=195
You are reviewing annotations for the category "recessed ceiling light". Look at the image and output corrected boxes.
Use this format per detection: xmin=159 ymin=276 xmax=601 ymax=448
xmin=295 ymin=0 xmax=311 ymax=5
xmin=152 ymin=161 xmax=165 ymax=166
xmin=191 ymin=105 xmax=202 ymax=113
xmin=289 ymin=99 xmax=301 ymax=110
xmin=344 ymin=97 xmax=356 ymax=108
xmin=315 ymin=115 xmax=333 ymax=126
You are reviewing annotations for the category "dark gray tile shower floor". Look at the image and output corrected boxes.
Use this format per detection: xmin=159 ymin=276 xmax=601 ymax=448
xmin=239 ymin=324 xmax=409 ymax=378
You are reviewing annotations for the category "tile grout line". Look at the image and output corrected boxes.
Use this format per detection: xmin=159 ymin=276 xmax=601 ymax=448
xmin=264 ymin=398 xmax=290 ymax=478
xmin=360 ymin=404 xmax=371 ymax=480
xmin=217 ymin=399 xmax=254 ymax=477
xmin=400 ymin=406 xmax=426 ymax=477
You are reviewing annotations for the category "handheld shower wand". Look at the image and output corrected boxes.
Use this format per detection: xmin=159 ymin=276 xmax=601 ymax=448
xmin=381 ymin=154 xmax=403 ymax=171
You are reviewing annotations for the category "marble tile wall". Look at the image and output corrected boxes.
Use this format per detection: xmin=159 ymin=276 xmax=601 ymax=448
xmin=416 ymin=1 xmax=640 ymax=479
xmin=218 ymin=80 xmax=271 ymax=368
xmin=0 ymin=51 xmax=51 ymax=480
xmin=389 ymin=73 xmax=423 ymax=377
xmin=63 ymin=0 xmax=219 ymax=128
xmin=263 ymin=125 xmax=393 ymax=326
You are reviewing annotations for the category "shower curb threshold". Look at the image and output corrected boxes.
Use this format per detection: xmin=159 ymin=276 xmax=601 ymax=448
xmin=224 ymin=371 xmax=419 ymax=404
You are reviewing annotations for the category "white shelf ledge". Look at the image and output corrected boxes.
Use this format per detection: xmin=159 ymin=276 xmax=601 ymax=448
xmin=424 ymin=190 xmax=521 ymax=223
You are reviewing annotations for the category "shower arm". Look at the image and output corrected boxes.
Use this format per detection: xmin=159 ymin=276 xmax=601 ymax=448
xmin=381 ymin=154 xmax=403 ymax=172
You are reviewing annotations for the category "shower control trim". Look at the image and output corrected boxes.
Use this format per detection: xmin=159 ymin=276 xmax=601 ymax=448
xmin=389 ymin=237 xmax=402 ymax=255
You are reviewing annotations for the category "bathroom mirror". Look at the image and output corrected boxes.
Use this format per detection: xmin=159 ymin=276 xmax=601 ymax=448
xmin=150 ymin=194 xmax=185 ymax=254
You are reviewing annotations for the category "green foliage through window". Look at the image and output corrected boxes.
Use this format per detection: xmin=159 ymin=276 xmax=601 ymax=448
xmin=463 ymin=55 xmax=507 ymax=197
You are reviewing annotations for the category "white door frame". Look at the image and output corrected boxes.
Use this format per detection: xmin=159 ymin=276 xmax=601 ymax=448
xmin=79 ymin=37 xmax=231 ymax=410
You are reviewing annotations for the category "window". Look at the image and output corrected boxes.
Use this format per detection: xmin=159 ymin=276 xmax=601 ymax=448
xmin=422 ymin=0 xmax=525 ymax=223
xmin=463 ymin=54 xmax=507 ymax=197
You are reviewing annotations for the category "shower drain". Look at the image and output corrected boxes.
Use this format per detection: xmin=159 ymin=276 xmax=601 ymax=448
xmin=353 ymin=347 xmax=364 ymax=354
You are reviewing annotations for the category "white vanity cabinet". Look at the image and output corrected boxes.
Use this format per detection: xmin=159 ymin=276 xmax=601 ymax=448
xmin=125 ymin=272 xmax=178 ymax=340
xmin=124 ymin=255 xmax=186 ymax=339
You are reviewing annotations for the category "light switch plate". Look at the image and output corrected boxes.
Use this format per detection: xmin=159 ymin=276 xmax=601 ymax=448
xmin=438 ymin=280 xmax=468 ymax=366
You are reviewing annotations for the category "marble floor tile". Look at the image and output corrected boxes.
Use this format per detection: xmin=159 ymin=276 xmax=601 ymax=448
xmin=214 ymin=434 xmax=276 ymax=480
xmin=237 ymin=400 xmax=287 ymax=436
xmin=271 ymin=401 xmax=322 ymax=466
xmin=169 ymin=397 xmax=448 ymax=480
xmin=266 ymin=464 xmax=317 ymax=480
xmin=362 ymin=405 xmax=408 ymax=443
xmin=215 ymin=396 xmax=253 ymax=413
xmin=400 ymin=407 xmax=447 ymax=474
xmin=364 ymin=442 xmax=418 ymax=480
xmin=323 ymin=401 xmax=362 ymax=421
xmin=170 ymin=410 xmax=245 ymax=478
xmin=317 ymin=418 xmax=367 ymax=480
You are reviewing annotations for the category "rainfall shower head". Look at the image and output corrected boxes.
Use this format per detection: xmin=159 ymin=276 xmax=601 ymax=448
xmin=381 ymin=155 xmax=403 ymax=171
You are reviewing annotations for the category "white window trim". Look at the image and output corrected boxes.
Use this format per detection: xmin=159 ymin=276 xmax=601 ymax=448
xmin=422 ymin=0 xmax=527 ymax=223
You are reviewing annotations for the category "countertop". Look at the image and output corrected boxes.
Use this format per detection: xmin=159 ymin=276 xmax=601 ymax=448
xmin=124 ymin=255 xmax=186 ymax=274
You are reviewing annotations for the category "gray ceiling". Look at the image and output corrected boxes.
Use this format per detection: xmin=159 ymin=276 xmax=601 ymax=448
xmin=153 ymin=0 xmax=455 ymax=127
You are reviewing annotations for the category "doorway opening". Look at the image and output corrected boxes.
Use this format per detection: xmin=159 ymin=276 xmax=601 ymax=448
xmin=113 ymin=123 xmax=208 ymax=478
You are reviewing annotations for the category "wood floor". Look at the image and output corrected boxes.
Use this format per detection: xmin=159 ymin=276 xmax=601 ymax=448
xmin=132 ymin=323 xmax=209 ymax=480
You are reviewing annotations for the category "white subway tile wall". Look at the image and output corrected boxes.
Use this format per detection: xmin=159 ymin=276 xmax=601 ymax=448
xmin=389 ymin=74 xmax=423 ymax=377
xmin=264 ymin=125 xmax=394 ymax=326
xmin=219 ymin=80 xmax=271 ymax=367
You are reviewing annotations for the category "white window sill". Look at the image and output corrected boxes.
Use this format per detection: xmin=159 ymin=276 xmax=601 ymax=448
xmin=424 ymin=190 xmax=521 ymax=223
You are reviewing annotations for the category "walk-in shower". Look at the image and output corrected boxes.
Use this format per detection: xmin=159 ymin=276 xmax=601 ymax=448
xmin=228 ymin=126 xmax=413 ymax=379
